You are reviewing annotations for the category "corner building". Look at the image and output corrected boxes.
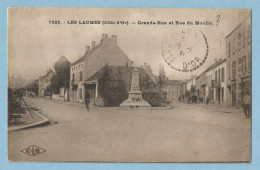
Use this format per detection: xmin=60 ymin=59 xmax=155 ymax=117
xmin=70 ymin=34 xmax=133 ymax=104
xmin=226 ymin=14 xmax=251 ymax=107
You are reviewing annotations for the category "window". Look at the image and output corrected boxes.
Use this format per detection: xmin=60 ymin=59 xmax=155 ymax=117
xmin=232 ymin=61 xmax=236 ymax=78
xmin=218 ymin=69 xmax=220 ymax=83
xmin=80 ymin=71 xmax=83 ymax=81
xmin=222 ymin=87 xmax=224 ymax=102
xmin=248 ymin=52 xmax=251 ymax=73
xmin=79 ymin=89 xmax=82 ymax=99
xmin=232 ymin=40 xmax=235 ymax=55
xmin=247 ymin=23 xmax=251 ymax=44
xmin=222 ymin=67 xmax=225 ymax=82
xmin=72 ymin=74 xmax=75 ymax=82
xmin=228 ymin=42 xmax=231 ymax=57
xmin=242 ymin=26 xmax=246 ymax=47
xmin=242 ymin=56 xmax=246 ymax=74
xmin=215 ymin=71 xmax=217 ymax=81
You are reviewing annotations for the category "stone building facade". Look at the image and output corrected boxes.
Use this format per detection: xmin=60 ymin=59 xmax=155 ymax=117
xmin=196 ymin=72 xmax=207 ymax=102
xmin=205 ymin=59 xmax=227 ymax=104
xmin=163 ymin=80 xmax=184 ymax=100
xmin=226 ymin=14 xmax=251 ymax=107
xmin=38 ymin=71 xmax=53 ymax=98
xmin=70 ymin=34 xmax=133 ymax=103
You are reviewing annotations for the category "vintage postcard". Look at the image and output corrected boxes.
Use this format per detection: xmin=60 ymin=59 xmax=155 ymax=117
xmin=8 ymin=7 xmax=251 ymax=162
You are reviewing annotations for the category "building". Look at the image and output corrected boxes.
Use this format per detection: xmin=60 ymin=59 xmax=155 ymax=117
xmin=196 ymin=72 xmax=207 ymax=102
xmin=226 ymin=14 xmax=251 ymax=107
xmin=163 ymin=80 xmax=184 ymax=100
xmin=38 ymin=71 xmax=54 ymax=98
xmin=205 ymin=58 xmax=227 ymax=104
xmin=85 ymin=65 xmax=159 ymax=107
xmin=70 ymin=34 xmax=133 ymax=103
xmin=141 ymin=63 xmax=157 ymax=84
xmin=185 ymin=76 xmax=197 ymax=92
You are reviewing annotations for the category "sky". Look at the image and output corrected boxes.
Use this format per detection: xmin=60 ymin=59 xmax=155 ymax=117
xmin=8 ymin=8 xmax=250 ymax=80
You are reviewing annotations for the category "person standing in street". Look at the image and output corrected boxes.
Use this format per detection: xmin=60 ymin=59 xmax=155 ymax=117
xmin=206 ymin=96 xmax=210 ymax=105
xmin=243 ymin=91 xmax=251 ymax=119
xmin=85 ymin=93 xmax=91 ymax=111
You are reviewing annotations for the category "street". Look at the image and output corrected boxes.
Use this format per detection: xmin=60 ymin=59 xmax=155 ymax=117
xmin=8 ymin=97 xmax=251 ymax=162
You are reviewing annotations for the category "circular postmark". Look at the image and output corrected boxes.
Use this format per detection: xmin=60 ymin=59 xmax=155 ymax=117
xmin=161 ymin=28 xmax=209 ymax=72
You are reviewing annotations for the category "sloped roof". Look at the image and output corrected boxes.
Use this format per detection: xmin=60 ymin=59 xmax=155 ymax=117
xmin=71 ymin=44 xmax=101 ymax=66
xmin=87 ymin=66 xmax=141 ymax=81
xmin=39 ymin=71 xmax=54 ymax=82
xmin=71 ymin=36 xmax=132 ymax=67
xmin=196 ymin=58 xmax=226 ymax=79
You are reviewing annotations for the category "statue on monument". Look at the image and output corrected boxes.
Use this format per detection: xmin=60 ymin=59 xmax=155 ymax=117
xmin=120 ymin=68 xmax=151 ymax=108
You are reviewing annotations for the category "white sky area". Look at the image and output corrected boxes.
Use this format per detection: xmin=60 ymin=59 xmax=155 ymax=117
xmin=8 ymin=8 xmax=250 ymax=80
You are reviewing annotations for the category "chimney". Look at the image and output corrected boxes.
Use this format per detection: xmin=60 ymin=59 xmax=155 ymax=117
xmin=85 ymin=46 xmax=90 ymax=54
xmin=111 ymin=35 xmax=117 ymax=44
xmin=101 ymin=34 xmax=108 ymax=43
xmin=91 ymin=41 xmax=96 ymax=49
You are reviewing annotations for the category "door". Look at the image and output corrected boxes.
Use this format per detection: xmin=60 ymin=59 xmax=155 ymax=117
xmin=232 ymin=83 xmax=236 ymax=106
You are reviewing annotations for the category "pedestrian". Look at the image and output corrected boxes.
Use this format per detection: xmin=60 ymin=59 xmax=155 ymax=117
xmin=178 ymin=96 xmax=181 ymax=102
xmin=85 ymin=93 xmax=91 ymax=111
xmin=243 ymin=91 xmax=251 ymax=119
xmin=206 ymin=96 xmax=209 ymax=105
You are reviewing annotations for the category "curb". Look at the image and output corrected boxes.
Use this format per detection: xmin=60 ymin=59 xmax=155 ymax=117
xmin=8 ymin=109 xmax=50 ymax=132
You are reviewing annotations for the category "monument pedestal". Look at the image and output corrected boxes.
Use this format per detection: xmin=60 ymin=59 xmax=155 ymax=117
xmin=120 ymin=68 xmax=151 ymax=108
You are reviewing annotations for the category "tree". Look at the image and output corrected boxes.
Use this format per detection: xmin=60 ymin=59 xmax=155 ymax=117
xmin=99 ymin=64 xmax=112 ymax=105
xmin=156 ymin=72 xmax=168 ymax=103
xmin=157 ymin=73 xmax=168 ymax=90
xmin=50 ymin=56 xmax=71 ymax=94
xmin=25 ymin=79 xmax=39 ymax=95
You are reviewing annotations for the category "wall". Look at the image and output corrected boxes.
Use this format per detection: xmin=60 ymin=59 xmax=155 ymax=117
xmin=226 ymin=14 xmax=251 ymax=106
xmin=70 ymin=61 xmax=85 ymax=102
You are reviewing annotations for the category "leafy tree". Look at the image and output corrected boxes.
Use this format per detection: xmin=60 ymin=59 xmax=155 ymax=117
xmin=99 ymin=64 xmax=111 ymax=101
xmin=50 ymin=56 xmax=71 ymax=94
xmin=156 ymin=72 xmax=168 ymax=103
xmin=25 ymin=80 xmax=39 ymax=95
xmin=157 ymin=73 xmax=168 ymax=90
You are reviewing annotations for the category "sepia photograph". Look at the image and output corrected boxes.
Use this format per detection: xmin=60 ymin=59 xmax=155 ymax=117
xmin=7 ymin=7 xmax=252 ymax=162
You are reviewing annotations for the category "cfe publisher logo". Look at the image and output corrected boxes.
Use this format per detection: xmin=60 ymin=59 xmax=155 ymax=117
xmin=21 ymin=145 xmax=46 ymax=156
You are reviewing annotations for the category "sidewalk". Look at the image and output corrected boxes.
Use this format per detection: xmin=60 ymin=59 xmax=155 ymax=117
xmin=37 ymin=97 xmax=85 ymax=108
xmin=172 ymin=100 xmax=244 ymax=114
xmin=199 ymin=103 xmax=243 ymax=113
xmin=8 ymin=98 xmax=49 ymax=132
xmin=37 ymin=97 xmax=173 ymax=110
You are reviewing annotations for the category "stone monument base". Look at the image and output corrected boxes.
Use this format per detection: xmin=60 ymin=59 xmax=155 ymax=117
xmin=120 ymin=99 xmax=151 ymax=108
